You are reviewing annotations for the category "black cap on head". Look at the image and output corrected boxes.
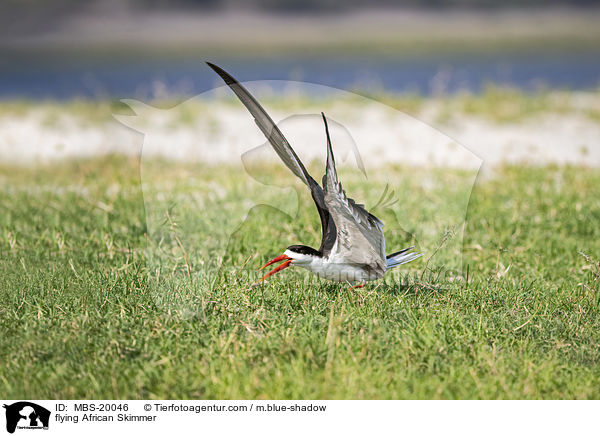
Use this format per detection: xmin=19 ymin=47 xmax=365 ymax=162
xmin=286 ymin=245 xmax=322 ymax=257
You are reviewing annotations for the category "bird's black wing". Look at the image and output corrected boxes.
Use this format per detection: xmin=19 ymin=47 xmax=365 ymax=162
xmin=321 ymin=113 xmax=386 ymax=269
xmin=207 ymin=62 xmax=336 ymax=253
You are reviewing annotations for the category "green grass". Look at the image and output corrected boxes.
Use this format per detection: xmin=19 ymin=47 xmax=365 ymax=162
xmin=2 ymin=87 xmax=598 ymax=129
xmin=1 ymin=156 xmax=599 ymax=399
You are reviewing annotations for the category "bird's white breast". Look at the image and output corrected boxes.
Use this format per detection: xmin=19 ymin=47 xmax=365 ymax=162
xmin=297 ymin=255 xmax=382 ymax=283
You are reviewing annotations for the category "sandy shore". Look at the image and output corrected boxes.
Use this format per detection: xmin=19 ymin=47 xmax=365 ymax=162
xmin=1 ymin=91 xmax=598 ymax=170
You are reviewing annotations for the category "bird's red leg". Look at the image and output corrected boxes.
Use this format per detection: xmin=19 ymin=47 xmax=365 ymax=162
xmin=348 ymin=282 xmax=365 ymax=290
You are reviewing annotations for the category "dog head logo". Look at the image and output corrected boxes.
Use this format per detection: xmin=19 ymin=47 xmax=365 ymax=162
xmin=115 ymin=79 xmax=481 ymax=316
xmin=3 ymin=402 xmax=50 ymax=433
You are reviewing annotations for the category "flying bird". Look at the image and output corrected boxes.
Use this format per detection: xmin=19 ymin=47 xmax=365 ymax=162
xmin=207 ymin=62 xmax=422 ymax=287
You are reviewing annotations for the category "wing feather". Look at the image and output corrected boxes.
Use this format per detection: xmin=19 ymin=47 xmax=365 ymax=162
xmin=321 ymin=113 xmax=386 ymax=269
xmin=207 ymin=62 xmax=310 ymax=185
xmin=207 ymin=63 xmax=336 ymax=253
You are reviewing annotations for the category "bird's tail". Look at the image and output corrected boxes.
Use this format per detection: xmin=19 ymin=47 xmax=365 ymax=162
xmin=385 ymin=246 xmax=423 ymax=269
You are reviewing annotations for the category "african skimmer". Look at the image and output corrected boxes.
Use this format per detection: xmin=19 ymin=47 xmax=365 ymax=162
xmin=207 ymin=62 xmax=422 ymax=287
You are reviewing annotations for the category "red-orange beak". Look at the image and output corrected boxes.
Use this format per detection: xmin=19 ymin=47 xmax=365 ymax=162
xmin=256 ymin=254 xmax=292 ymax=283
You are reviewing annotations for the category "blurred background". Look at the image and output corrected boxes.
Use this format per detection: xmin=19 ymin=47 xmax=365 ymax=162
xmin=2 ymin=0 xmax=600 ymax=99
xmin=1 ymin=1 xmax=599 ymax=167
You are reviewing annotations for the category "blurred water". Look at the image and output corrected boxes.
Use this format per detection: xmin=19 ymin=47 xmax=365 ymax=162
xmin=1 ymin=50 xmax=599 ymax=99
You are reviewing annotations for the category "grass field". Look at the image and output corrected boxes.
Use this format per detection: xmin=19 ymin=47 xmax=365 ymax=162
xmin=1 ymin=155 xmax=599 ymax=399
xmin=2 ymin=86 xmax=598 ymax=124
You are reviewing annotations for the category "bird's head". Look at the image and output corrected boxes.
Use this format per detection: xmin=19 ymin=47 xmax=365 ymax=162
xmin=256 ymin=245 xmax=320 ymax=283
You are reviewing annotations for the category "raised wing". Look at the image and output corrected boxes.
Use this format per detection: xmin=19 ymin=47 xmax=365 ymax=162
xmin=321 ymin=113 xmax=386 ymax=269
xmin=207 ymin=62 xmax=336 ymax=253
xmin=207 ymin=62 xmax=312 ymax=185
